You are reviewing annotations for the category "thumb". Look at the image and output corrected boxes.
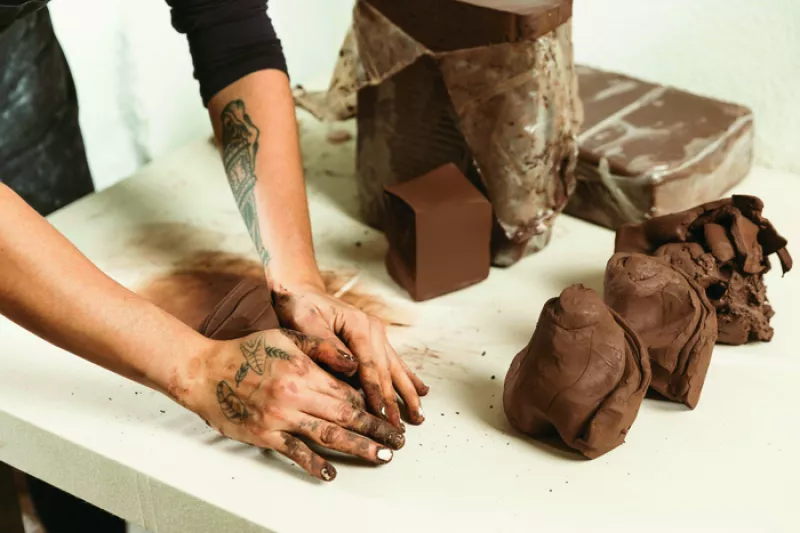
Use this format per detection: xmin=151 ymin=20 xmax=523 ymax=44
xmin=280 ymin=329 xmax=358 ymax=376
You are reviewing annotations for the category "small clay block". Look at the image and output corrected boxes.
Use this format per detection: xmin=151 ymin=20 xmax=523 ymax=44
xmin=384 ymin=163 xmax=492 ymax=301
xmin=198 ymin=278 xmax=279 ymax=340
xmin=615 ymin=195 xmax=792 ymax=345
xmin=605 ymin=253 xmax=717 ymax=408
xmin=565 ymin=66 xmax=754 ymax=229
xmin=503 ymin=285 xmax=651 ymax=459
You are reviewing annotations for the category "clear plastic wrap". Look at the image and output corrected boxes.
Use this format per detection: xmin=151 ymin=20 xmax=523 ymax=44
xmin=565 ymin=66 xmax=754 ymax=229
xmin=297 ymin=0 xmax=581 ymax=266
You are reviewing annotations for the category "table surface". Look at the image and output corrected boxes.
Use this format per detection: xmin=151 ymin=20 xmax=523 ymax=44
xmin=1 ymin=118 xmax=798 ymax=533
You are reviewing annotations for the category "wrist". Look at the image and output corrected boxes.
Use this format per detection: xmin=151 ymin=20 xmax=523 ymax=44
xmin=149 ymin=332 xmax=217 ymax=410
xmin=266 ymin=260 xmax=324 ymax=293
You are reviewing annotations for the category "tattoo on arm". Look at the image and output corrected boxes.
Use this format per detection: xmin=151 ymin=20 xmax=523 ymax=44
xmin=220 ymin=99 xmax=269 ymax=265
xmin=234 ymin=333 xmax=293 ymax=386
xmin=217 ymin=380 xmax=248 ymax=423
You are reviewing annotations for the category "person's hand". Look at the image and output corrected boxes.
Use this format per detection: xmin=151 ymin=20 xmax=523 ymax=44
xmin=270 ymin=282 xmax=429 ymax=428
xmin=180 ymin=329 xmax=406 ymax=482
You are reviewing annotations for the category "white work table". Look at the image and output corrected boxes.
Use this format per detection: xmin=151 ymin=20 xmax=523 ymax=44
xmin=1 ymin=118 xmax=798 ymax=533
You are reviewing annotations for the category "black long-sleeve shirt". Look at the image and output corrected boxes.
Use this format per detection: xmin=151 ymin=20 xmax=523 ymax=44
xmin=1 ymin=0 xmax=288 ymax=106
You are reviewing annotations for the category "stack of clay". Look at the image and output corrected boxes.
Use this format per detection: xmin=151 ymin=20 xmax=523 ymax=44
xmin=296 ymin=0 xmax=582 ymax=267
xmin=504 ymin=196 xmax=791 ymax=459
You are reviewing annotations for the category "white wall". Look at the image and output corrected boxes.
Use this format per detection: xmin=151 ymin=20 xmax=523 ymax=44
xmin=49 ymin=0 xmax=800 ymax=191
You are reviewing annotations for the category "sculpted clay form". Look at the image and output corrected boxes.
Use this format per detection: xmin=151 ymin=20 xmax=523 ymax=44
xmin=503 ymin=285 xmax=651 ymax=459
xmin=605 ymin=253 xmax=717 ymax=408
xmin=616 ymin=195 xmax=792 ymax=344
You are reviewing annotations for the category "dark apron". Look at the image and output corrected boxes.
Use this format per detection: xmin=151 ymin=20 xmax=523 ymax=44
xmin=2 ymin=5 xmax=122 ymax=532
xmin=0 ymin=2 xmax=94 ymax=216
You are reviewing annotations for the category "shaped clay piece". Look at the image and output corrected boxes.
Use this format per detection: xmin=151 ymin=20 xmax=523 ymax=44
xmin=503 ymin=285 xmax=651 ymax=459
xmin=605 ymin=253 xmax=718 ymax=408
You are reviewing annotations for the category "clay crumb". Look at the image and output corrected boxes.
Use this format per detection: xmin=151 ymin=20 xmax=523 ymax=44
xmin=456 ymin=411 xmax=460 ymax=415
xmin=491 ymin=375 xmax=496 ymax=380
xmin=160 ymin=410 xmax=166 ymax=414
xmin=490 ymin=405 xmax=494 ymax=409
xmin=355 ymin=241 xmax=362 ymax=247
xmin=481 ymin=351 xmax=486 ymax=356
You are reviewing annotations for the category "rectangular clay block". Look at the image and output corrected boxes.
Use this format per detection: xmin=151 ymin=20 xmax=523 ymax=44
xmin=565 ymin=66 xmax=754 ymax=229
xmin=384 ymin=164 xmax=493 ymax=301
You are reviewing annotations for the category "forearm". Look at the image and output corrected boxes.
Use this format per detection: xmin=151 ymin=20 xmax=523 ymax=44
xmin=0 ymin=184 xmax=210 ymax=398
xmin=209 ymin=70 xmax=322 ymax=289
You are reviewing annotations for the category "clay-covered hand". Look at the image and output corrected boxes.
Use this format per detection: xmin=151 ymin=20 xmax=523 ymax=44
xmin=180 ymin=329 xmax=406 ymax=482
xmin=271 ymin=282 xmax=428 ymax=428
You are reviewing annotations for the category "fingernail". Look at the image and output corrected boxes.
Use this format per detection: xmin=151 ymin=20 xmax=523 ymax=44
xmin=380 ymin=406 xmax=387 ymax=418
xmin=417 ymin=407 xmax=425 ymax=419
xmin=399 ymin=421 xmax=406 ymax=431
xmin=388 ymin=432 xmax=405 ymax=450
xmin=321 ymin=465 xmax=336 ymax=481
xmin=338 ymin=349 xmax=355 ymax=361
xmin=377 ymin=448 xmax=393 ymax=462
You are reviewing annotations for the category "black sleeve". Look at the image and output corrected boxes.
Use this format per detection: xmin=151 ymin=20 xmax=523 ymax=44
xmin=166 ymin=0 xmax=288 ymax=107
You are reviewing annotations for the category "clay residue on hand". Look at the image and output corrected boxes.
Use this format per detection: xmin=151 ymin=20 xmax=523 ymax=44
xmin=138 ymin=251 xmax=407 ymax=328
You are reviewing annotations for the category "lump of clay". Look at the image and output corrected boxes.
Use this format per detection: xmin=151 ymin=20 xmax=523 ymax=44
xmin=384 ymin=163 xmax=493 ymax=301
xmin=615 ymin=195 xmax=792 ymax=345
xmin=503 ymin=285 xmax=651 ymax=459
xmin=198 ymin=278 xmax=279 ymax=340
xmin=605 ymin=253 xmax=717 ymax=409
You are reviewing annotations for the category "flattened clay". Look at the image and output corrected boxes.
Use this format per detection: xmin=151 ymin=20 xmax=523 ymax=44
xmin=565 ymin=66 xmax=754 ymax=229
xmin=198 ymin=278 xmax=279 ymax=340
xmin=503 ymin=285 xmax=651 ymax=459
xmin=616 ymin=195 xmax=792 ymax=345
xmin=605 ymin=253 xmax=717 ymax=408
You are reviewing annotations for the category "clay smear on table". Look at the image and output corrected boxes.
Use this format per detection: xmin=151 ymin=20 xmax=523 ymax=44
xmin=137 ymin=251 xmax=407 ymax=328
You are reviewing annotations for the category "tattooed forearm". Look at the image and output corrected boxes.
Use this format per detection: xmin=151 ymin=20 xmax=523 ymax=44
xmin=234 ymin=333 xmax=293 ymax=386
xmin=220 ymin=99 xmax=269 ymax=265
xmin=217 ymin=380 xmax=248 ymax=423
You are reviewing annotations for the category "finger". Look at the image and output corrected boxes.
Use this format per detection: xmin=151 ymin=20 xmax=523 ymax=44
xmin=294 ymin=415 xmax=394 ymax=464
xmin=264 ymin=432 xmax=336 ymax=482
xmin=301 ymin=394 xmax=405 ymax=449
xmin=292 ymin=318 xmax=358 ymax=377
xmin=388 ymin=346 xmax=425 ymax=425
xmin=281 ymin=329 xmax=358 ymax=376
xmin=370 ymin=320 xmax=402 ymax=428
xmin=398 ymin=357 xmax=430 ymax=397
xmin=307 ymin=366 xmax=367 ymax=411
xmin=339 ymin=316 xmax=387 ymax=421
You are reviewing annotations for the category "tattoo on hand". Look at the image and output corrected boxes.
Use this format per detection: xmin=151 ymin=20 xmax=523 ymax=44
xmin=217 ymin=380 xmax=248 ymax=423
xmin=235 ymin=334 xmax=293 ymax=386
xmin=220 ymin=99 xmax=269 ymax=265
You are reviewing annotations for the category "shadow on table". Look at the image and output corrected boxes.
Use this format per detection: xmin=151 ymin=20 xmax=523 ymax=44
xmin=451 ymin=372 xmax=586 ymax=462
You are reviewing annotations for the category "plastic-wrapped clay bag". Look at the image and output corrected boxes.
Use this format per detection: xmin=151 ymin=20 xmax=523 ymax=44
xmin=297 ymin=0 xmax=582 ymax=266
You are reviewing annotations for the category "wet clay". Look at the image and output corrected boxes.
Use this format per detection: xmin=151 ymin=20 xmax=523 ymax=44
xmin=503 ymin=285 xmax=651 ymax=459
xmin=384 ymin=163 xmax=492 ymax=301
xmin=615 ymin=196 xmax=792 ymax=344
xmin=605 ymin=253 xmax=717 ymax=408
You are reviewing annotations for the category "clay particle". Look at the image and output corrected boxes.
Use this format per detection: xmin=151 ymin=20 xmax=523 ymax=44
xmin=160 ymin=410 xmax=166 ymax=414
xmin=355 ymin=241 xmax=362 ymax=247
xmin=481 ymin=351 xmax=486 ymax=356
xmin=491 ymin=375 xmax=496 ymax=380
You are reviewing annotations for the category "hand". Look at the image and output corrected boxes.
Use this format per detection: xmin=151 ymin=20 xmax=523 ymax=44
xmin=181 ymin=329 xmax=406 ymax=482
xmin=270 ymin=281 xmax=429 ymax=428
